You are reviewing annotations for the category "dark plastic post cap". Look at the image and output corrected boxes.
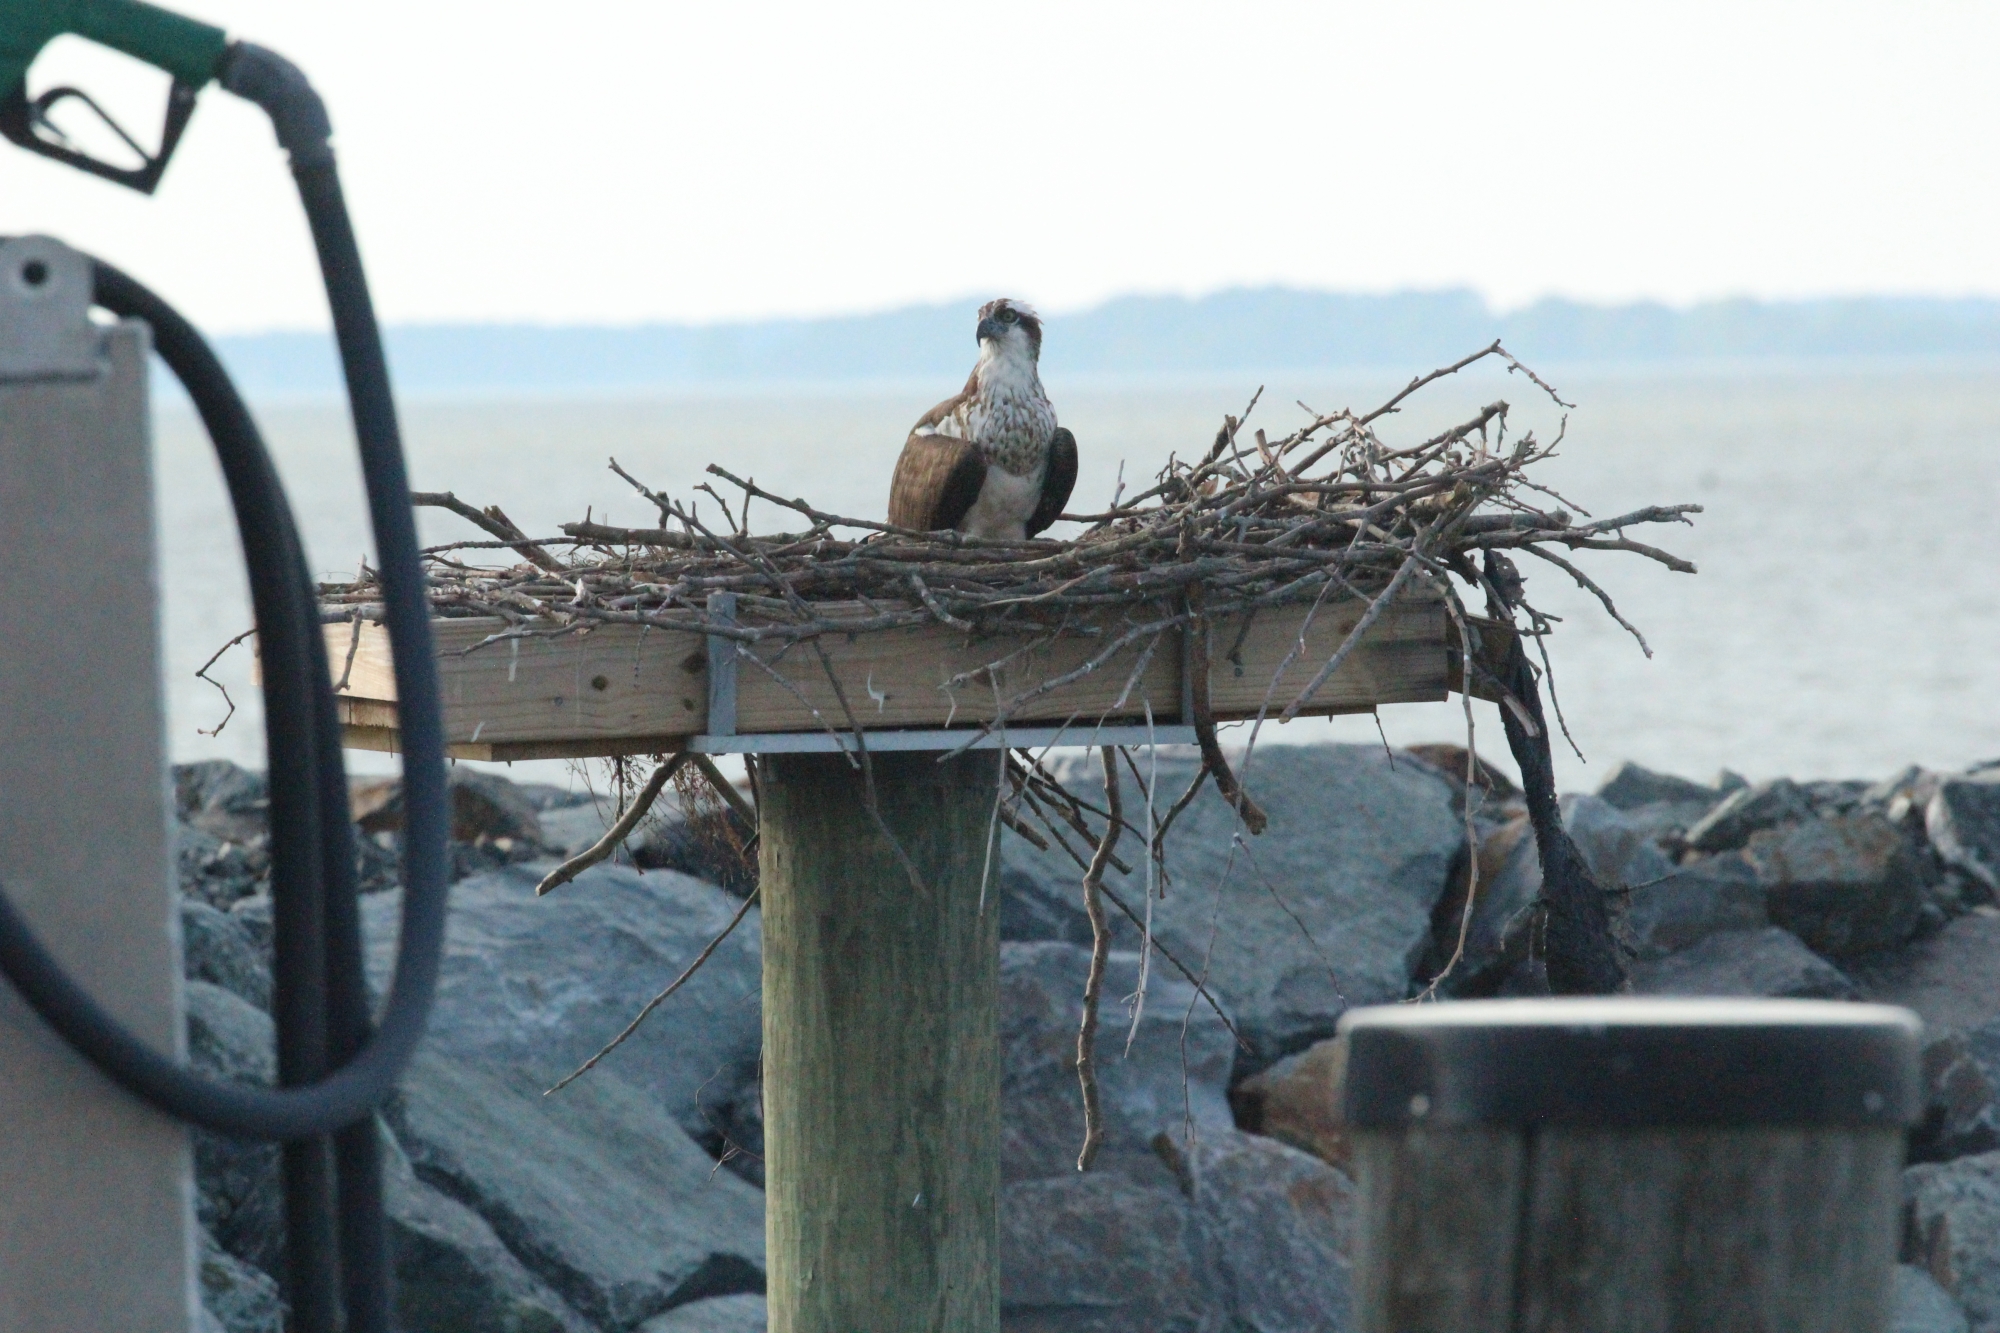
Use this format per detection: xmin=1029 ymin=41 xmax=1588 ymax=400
xmin=1337 ymin=998 xmax=1923 ymax=1130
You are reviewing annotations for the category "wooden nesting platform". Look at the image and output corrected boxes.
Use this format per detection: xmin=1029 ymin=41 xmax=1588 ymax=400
xmin=330 ymin=582 xmax=1497 ymax=760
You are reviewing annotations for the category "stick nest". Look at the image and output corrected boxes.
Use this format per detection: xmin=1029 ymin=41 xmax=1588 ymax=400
xmin=316 ymin=342 xmax=1699 ymax=716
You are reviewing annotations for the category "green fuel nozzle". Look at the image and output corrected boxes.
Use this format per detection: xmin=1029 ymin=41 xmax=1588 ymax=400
xmin=0 ymin=0 xmax=228 ymax=192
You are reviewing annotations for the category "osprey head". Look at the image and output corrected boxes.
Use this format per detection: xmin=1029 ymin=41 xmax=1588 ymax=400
xmin=975 ymin=298 xmax=1042 ymax=362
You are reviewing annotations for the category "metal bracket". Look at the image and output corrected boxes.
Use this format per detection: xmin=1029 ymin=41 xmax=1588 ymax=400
xmin=690 ymin=722 xmax=1196 ymax=755
xmin=0 ymin=236 xmax=104 ymax=384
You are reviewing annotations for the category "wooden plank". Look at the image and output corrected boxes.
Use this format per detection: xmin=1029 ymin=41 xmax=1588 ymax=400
xmin=329 ymin=583 xmax=1449 ymax=754
xmin=729 ymin=617 xmax=1184 ymax=733
xmin=332 ymin=618 xmax=707 ymax=748
xmin=1207 ymin=590 xmax=1448 ymax=718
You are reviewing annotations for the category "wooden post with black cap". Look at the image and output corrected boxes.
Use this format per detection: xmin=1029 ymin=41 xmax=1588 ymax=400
xmin=1335 ymin=998 xmax=1924 ymax=1332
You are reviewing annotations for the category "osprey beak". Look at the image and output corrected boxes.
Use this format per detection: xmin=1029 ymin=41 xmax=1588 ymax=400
xmin=975 ymin=315 xmax=1002 ymax=343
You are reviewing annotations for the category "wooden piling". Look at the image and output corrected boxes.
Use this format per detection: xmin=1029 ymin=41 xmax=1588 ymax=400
xmin=758 ymin=749 xmax=1001 ymax=1333
xmin=1339 ymin=998 xmax=1923 ymax=1333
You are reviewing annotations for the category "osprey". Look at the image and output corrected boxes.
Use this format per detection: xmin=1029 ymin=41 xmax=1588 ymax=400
xmin=888 ymin=298 xmax=1077 ymax=540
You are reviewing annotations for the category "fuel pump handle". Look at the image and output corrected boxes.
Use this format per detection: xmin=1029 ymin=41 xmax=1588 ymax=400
xmin=0 ymin=0 xmax=228 ymax=192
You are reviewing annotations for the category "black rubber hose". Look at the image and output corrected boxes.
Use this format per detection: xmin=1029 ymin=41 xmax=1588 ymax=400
xmin=221 ymin=40 xmax=454 ymax=1131
xmin=222 ymin=43 xmax=449 ymax=1332
xmin=0 ymin=259 xmax=449 ymax=1140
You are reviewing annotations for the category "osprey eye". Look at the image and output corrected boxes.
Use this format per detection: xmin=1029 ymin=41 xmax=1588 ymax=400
xmin=999 ymin=309 xmax=1017 ymax=324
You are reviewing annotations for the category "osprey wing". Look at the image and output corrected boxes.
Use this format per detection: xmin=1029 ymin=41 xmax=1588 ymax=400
xmin=889 ymin=432 xmax=986 ymax=533
xmin=1025 ymin=427 xmax=1078 ymax=538
xmin=909 ymin=370 xmax=980 ymax=440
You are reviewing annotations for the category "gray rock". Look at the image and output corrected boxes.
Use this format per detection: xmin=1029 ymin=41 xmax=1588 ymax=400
xmin=1623 ymin=852 xmax=1767 ymax=960
xmin=230 ymin=893 xmax=274 ymax=957
xmin=1231 ymin=1039 xmax=1349 ymax=1172
xmin=180 ymin=898 xmax=272 ymax=1010
xmin=1905 ymin=1151 xmax=2000 ymax=1331
xmin=1685 ymin=779 xmax=1814 ymax=854
xmin=176 ymin=760 xmax=270 ymax=844
xmin=363 ymin=863 xmax=764 ymax=1143
xmin=1912 ymin=1031 xmax=2000 ymax=1164
xmin=379 ymin=1125 xmax=589 ymax=1333
xmin=355 ymin=767 xmax=548 ymax=849
xmin=1004 ymin=745 xmax=1461 ymax=1067
xmin=1627 ymin=926 xmax=1857 ymax=999
xmin=184 ymin=981 xmax=284 ymax=1278
xmin=1969 ymin=1019 xmax=2000 ymax=1093
xmin=1000 ymin=1173 xmax=1220 ymax=1333
xmin=1855 ymin=912 xmax=2000 ymax=1033
xmin=1421 ymin=814 xmax=1539 ymax=994
xmin=1748 ymin=813 xmax=1929 ymax=958
xmin=1930 ymin=776 xmax=2000 ymax=895
xmin=999 ymin=863 xmax=1096 ymax=946
xmin=1896 ymin=1265 xmax=1971 ymax=1333
xmin=1000 ymin=942 xmax=1236 ymax=1185
xmin=637 ymin=1294 xmax=770 ymax=1333
xmin=389 ymin=1048 xmax=766 ymax=1331
xmin=537 ymin=798 xmax=625 ymax=858
xmin=1564 ymin=794 xmax=1681 ymax=887
xmin=1596 ymin=761 xmax=1719 ymax=814
xmin=198 ymin=1227 xmax=283 ymax=1333
xmin=515 ymin=782 xmax=602 ymax=813
xmin=176 ymin=817 xmax=269 ymax=908
xmin=1802 ymin=779 xmax=1873 ymax=816
xmin=1171 ymin=1127 xmax=1356 ymax=1333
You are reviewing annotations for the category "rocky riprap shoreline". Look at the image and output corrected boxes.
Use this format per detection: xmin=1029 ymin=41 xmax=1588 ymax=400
xmin=173 ymin=746 xmax=2000 ymax=1333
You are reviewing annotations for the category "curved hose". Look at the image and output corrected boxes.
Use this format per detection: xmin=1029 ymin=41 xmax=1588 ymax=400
xmin=0 ymin=261 xmax=447 ymax=1139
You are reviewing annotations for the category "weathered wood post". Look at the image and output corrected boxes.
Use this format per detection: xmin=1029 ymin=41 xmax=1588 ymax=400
xmin=758 ymin=748 xmax=1001 ymax=1333
xmin=1339 ymin=998 xmax=1922 ymax=1333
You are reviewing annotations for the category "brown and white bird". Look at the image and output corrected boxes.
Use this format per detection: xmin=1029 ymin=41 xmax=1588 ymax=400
xmin=888 ymin=298 xmax=1077 ymax=540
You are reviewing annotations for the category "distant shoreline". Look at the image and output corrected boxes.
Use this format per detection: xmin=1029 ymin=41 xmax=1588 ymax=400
xmin=189 ymin=286 xmax=2000 ymax=400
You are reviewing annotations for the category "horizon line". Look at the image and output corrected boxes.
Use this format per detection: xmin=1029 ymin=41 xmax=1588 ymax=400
xmin=197 ymin=283 xmax=2000 ymax=341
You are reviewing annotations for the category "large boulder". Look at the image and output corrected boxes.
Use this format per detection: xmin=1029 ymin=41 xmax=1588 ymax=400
xmin=1912 ymin=1031 xmax=2000 ymax=1165
xmin=199 ymin=1227 xmax=283 ymax=1333
xmin=388 ymin=1049 xmax=766 ymax=1331
xmin=1905 ymin=1151 xmax=2000 ymax=1332
xmin=181 ymin=898 xmax=272 ymax=1010
xmin=362 ymin=863 xmax=764 ymax=1142
xmin=1747 ymin=813 xmax=1929 ymax=958
xmin=1595 ymin=761 xmax=1725 ymax=815
xmin=1564 ymin=794 xmax=1680 ymax=889
xmin=1855 ymin=911 xmax=2000 ymax=1032
xmin=1897 ymin=1265 xmax=1973 ymax=1333
xmin=1003 ymin=745 xmax=1461 ymax=1068
xmin=175 ymin=760 xmax=270 ymax=844
xmin=184 ymin=981 xmax=284 ymax=1278
xmin=1000 ymin=1173 xmax=1220 ymax=1333
xmin=1168 ymin=1127 xmax=1357 ymax=1333
xmin=1000 ymin=942 xmax=1236 ymax=1185
xmin=638 ymin=1295 xmax=769 ymax=1332
xmin=175 ymin=817 xmax=269 ymax=908
xmin=353 ymin=768 xmax=547 ymax=848
xmin=1930 ymin=776 xmax=2000 ymax=896
xmin=1622 ymin=852 xmax=1767 ymax=960
xmin=1419 ymin=814 xmax=1540 ymax=995
xmin=1684 ymin=779 xmax=1815 ymax=854
xmin=1626 ymin=926 xmax=1857 ymax=999
xmin=381 ymin=1124 xmax=590 ymax=1333
xmin=1229 ymin=1038 xmax=1348 ymax=1172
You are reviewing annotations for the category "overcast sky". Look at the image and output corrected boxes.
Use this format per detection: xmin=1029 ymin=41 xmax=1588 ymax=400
xmin=2 ymin=1 xmax=1994 ymax=333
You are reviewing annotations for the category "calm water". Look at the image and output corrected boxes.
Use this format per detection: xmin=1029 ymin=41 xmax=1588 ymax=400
xmin=151 ymin=360 xmax=2000 ymax=793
